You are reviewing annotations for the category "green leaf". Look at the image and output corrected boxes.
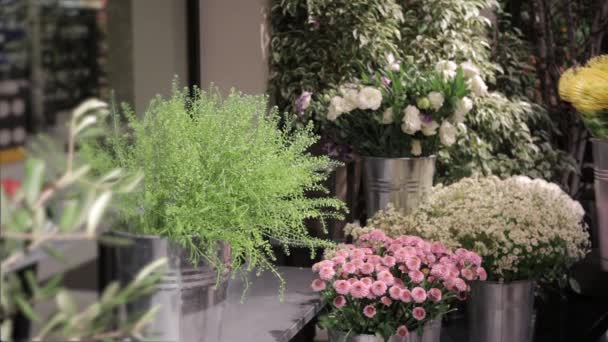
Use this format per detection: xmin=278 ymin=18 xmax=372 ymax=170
xmin=56 ymin=290 xmax=77 ymax=315
xmin=15 ymin=296 xmax=41 ymax=323
xmin=23 ymin=158 xmax=45 ymax=206
xmin=86 ymin=191 xmax=112 ymax=237
xmin=59 ymin=200 xmax=79 ymax=231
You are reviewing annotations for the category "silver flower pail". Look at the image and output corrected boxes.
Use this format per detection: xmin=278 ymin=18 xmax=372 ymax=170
xmin=114 ymin=233 xmax=230 ymax=342
xmin=328 ymin=318 xmax=441 ymax=342
xmin=363 ymin=156 xmax=436 ymax=217
xmin=592 ymin=139 xmax=608 ymax=271
xmin=469 ymin=280 xmax=535 ymax=342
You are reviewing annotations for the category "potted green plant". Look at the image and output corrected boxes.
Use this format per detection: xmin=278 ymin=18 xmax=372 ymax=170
xmin=559 ymin=55 xmax=608 ymax=270
xmin=82 ymin=85 xmax=345 ymax=342
xmin=349 ymin=176 xmax=590 ymax=342
xmin=321 ymin=57 xmax=486 ymax=217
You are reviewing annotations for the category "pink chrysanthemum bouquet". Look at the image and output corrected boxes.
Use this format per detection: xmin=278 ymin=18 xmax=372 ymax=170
xmin=312 ymin=229 xmax=486 ymax=340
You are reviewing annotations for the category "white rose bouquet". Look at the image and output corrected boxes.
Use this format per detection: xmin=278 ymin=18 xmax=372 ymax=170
xmin=348 ymin=176 xmax=590 ymax=283
xmin=323 ymin=56 xmax=488 ymax=157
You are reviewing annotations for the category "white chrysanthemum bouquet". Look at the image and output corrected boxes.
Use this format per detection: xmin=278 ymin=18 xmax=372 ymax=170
xmin=348 ymin=176 xmax=590 ymax=283
xmin=322 ymin=55 xmax=488 ymax=157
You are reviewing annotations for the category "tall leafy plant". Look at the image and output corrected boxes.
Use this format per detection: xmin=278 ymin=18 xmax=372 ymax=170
xmin=82 ymin=85 xmax=346 ymax=281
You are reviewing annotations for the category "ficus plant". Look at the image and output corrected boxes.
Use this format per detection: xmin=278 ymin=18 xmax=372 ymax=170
xmin=0 ymin=100 xmax=166 ymax=342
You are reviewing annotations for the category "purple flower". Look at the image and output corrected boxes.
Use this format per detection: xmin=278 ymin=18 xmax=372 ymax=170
xmin=381 ymin=76 xmax=391 ymax=87
xmin=296 ymin=91 xmax=312 ymax=114
xmin=421 ymin=114 xmax=434 ymax=124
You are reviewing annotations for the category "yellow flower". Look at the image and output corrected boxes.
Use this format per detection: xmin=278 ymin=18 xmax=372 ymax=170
xmin=559 ymin=55 xmax=608 ymax=114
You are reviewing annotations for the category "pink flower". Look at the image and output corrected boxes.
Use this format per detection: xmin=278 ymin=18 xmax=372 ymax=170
xmin=367 ymin=255 xmax=382 ymax=265
xmin=352 ymin=259 xmax=364 ymax=267
xmin=393 ymin=278 xmax=405 ymax=288
xmin=428 ymin=288 xmax=442 ymax=302
xmin=399 ymin=288 xmax=413 ymax=302
xmin=369 ymin=229 xmax=388 ymax=241
xmin=431 ymin=242 xmax=447 ymax=255
xmin=351 ymin=249 xmax=366 ymax=259
xmin=342 ymin=262 xmax=356 ymax=274
xmin=465 ymin=251 xmax=482 ymax=266
xmin=430 ymin=264 xmax=448 ymax=279
xmin=359 ymin=262 xmax=375 ymax=275
xmin=375 ymin=264 xmax=389 ymax=273
xmin=332 ymin=256 xmax=346 ymax=265
xmin=389 ymin=286 xmax=402 ymax=300
xmin=376 ymin=270 xmax=395 ymax=286
xmin=408 ymin=270 xmax=425 ymax=284
xmin=319 ymin=266 xmax=336 ymax=280
xmin=476 ymin=267 xmax=488 ymax=281
xmin=427 ymin=276 xmax=436 ymax=283
xmin=360 ymin=277 xmax=373 ymax=286
xmin=350 ymin=281 xmax=370 ymax=298
xmin=371 ymin=280 xmax=388 ymax=296
xmin=347 ymin=277 xmax=358 ymax=285
xmin=405 ymin=257 xmax=421 ymax=271
xmin=333 ymin=280 xmax=351 ymax=295
xmin=363 ymin=304 xmax=377 ymax=318
xmin=445 ymin=277 xmax=467 ymax=292
xmin=381 ymin=296 xmax=393 ymax=306
xmin=425 ymin=254 xmax=437 ymax=264
xmin=312 ymin=260 xmax=334 ymax=272
xmin=396 ymin=325 xmax=409 ymax=337
xmin=412 ymin=306 xmax=426 ymax=320
xmin=411 ymin=287 xmax=427 ymax=303
xmin=461 ymin=268 xmax=475 ymax=281
xmin=336 ymin=249 xmax=350 ymax=259
xmin=382 ymin=256 xmax=397 ymax=267
xmin=333 ymin=295 xmax=346 ymax=308
xmin=311 ymin=279 xmax=326 ymax=292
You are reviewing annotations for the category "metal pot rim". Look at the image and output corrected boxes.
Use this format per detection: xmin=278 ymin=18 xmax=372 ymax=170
xmin=362 ymin=155 xmax=437 ymax=161
xmin=471 ymin=279 xmax=536 ymax=285
xmin=110 ymin=230 xmax=168 ymax=240
xmin=590 ymin=138 xmax=608 ymax=143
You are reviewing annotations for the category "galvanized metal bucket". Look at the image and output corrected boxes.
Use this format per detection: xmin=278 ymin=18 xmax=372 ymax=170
xmin=592 ymin=139 xmax=608 ymax=271
xmin=114 ymin=233 xmax=230 ymax=342
xmin=468 ymin=280 xmax=535 ymax=342
xmin=328 ymin=317 xmax=441 ymax=342
xmin=362 ymin=156 xmax=436 ymax=217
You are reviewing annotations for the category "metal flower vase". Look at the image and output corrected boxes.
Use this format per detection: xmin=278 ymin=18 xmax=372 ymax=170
xmin=114 ymin=233 xmax=230 ymax=342
xmin=592 ymin=139 xmax=608 ymax=270
xmin=363 ymin=156 xmax=436 ymax=217
xmin=328 ymin=318 xmax=441 ymax=342
xmin=469 ymin=280 xmax=535 ymax=342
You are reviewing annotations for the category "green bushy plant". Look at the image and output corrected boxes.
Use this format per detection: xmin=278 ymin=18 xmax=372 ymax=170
xmin=82 ymin=85 xmax=346 ymax=280
xmin=269 ymin=0 xmax=403 ymax=125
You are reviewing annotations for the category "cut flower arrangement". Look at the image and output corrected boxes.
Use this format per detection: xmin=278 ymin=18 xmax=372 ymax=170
xmin=348 ymin=176 xmax=590 ymax=283
xmin=320 ymin=57 xmax=488 ymax=158
xmin=312 ymin=229 xmax=486 ymax=340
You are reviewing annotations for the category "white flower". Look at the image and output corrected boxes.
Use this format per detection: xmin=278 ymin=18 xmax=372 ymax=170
xmin=453 ymin=96 xmax=473 ymax=123
xmin=428 ymin=91 xmax=444 ymax=111
xmin=387 ymin=53 xmax=401 ymax=71
xmin=460 ymin=61 xmax=480 ymax=79
xmin=436 ymin=60 xmax=457 ymax=80
xmin=411 ymin=140 xmax=422 ymax=156
xmin=341 ymin=88 xmax=359 ymax=112
xmin=382 ymin=107 xmax=394 ymax=124
xmin=401 ymin=105 xmax=422 ymax=134
xmin=357 ymin=87 xmax=383 ymax=110
xmin=439 ymin=121 xmax=457 ymax=146
xmin=468 ymin=75 xmax=488 ymax=97
xmin=327 ymin=96 xmax=346 ymax=121
xmin=421 ymin=119 xmax=439 ymax=136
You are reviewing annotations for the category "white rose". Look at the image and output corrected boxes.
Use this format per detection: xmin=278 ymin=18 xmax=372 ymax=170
xmin=342 ymin=88 xmax=359 ymax=112
xmin=357 ymin=87 xmax=383 ymax=110
xmin=460 ymin=61 xmax=480 ymax=79
xmin=401 ymin=105 xmax=422 ymax=134
xmin=387 ymin=53 xmax=400 ymax=71
xmin=327 ymin=96 xmax=346 ymax=121
xmin=382 ymin=107 xmax=394 ymax=124
xmin=453 ymin=96 xmax=473 ymax=123
xmin=428 ymin=91 xmax=444 ymax=111
xmin=439 ymin=121 xmax=457 ymax=146
xmin=469 ymin=75 xmax=488 ymax=97
xmin=411 ymin=140 xmax=422 ymax=156
xmin=421 ymin=119 xmax=439 ymax=136
xmin=436 ymin=60 xmax=457 ymax=80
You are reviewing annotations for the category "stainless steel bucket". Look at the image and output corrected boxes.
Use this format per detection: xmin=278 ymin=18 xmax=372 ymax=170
xmin=114 ymin=233 xmax=230 ymax=342
xmin=592 ymin=139 xmax=608 ymax=271
xmin=362 ymin=156 xmax=436 ymax=217
xmin=469 ymin=280 xmax=535 ymax=342
xmin=328 ymin=317 xmax=441 ymax=342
